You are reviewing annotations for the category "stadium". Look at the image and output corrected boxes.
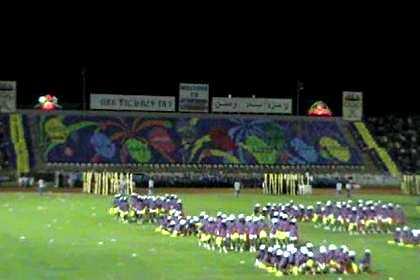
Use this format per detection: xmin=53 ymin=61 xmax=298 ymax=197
xmin=1 ymin=57 xmax=419 ymax=279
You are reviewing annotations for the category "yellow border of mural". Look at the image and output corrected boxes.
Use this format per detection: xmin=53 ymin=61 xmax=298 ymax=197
xmin=9 ymin=114 xmax=30 ymax=174
xmin=354 ymin=122 xmax=400 ymax=177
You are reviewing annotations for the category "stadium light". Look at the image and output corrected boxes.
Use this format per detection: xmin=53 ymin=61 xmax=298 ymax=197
xmin=296 ymin=80 xmax=304 ymax=116
xmin=81 ymin=66 xmax=87 ymax=111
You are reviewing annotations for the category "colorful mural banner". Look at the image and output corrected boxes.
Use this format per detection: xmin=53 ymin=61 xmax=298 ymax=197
xmin=0 ymin=80 xmax=17 ymax=113
xmin=212 ymin=97 xmax=292 ymax=114
xmin=342 ymin=91 xmax=363 ymax=121
xmin=38 ymin=114 xmax=363 ymax=166
xmin=90 ymin=94 xmax=175 ymax=112
xmin=179 ymin=83 xmax=209 ymax=112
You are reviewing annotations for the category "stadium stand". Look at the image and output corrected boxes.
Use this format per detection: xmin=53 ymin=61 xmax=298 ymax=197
xmin=366 ymin=116 xmax=420 ymax=173
xmin=2 ymin=110 xmax=404 ymax=188
xmin=0 ymin=114 xmax=36 ymax=175
xmin=0 ymin=114 xmax=15 ymax=170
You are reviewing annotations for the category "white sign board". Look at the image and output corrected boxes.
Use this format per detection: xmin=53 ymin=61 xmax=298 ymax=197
xmin=179 ymin=83 xmax=209 ymax=112
xmin=212 ymin=97 xmax=292 ymax=114
xmin=0 ymin=80 xmax=17 ymax=113
xmin=342 ymin=91 xmax=363 ymax=121
xmin=90 ymin=94 xmax=175 ymax=112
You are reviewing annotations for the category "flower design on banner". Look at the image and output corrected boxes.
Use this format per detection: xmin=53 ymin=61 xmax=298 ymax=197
xmin=64 ymin=147 xmax=74 ymax=157
xmin=44 ymin=117 xmax=69 ymax=144
xmin=90 ymin=132 xmax=116 ymax=159
xmin=42 ymin=116 xmax=98 ymax=161
xmin=209 ymin=128 xmax=236 ymax=151
xmin=240 ymin=135 xmax=278 ymax=164
xmin=125 ymin=138 xmax=151 ymax=163
xmin=228 ymin=119 xmax=269 ymax=143
xmin=290 ymin=138 xmax=318 ymax=163
xmin=148 ymin=127 xmax=176 ymax=155
xmin=228 ymin=118 xmax=272 ymax=163
xmin=106 ymin=117 xmax=174 ymax=163
xmin=319 ymin=136 xmax=351 ymax=162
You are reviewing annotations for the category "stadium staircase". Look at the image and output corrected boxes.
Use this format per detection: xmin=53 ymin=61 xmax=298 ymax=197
xmin=335 ymin=119 xmax=378 ymax=173
xmin=26 ymin=112 xmax=43 ymax=172
xmin=353 ymin=121 xmax=400 ymax=177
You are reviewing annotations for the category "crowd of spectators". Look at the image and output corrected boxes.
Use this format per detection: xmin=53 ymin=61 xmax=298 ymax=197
xmin=22 ymin=169 xmax=383 ymax=189
xmin=366 ymin=116 xmax=420 ymax=173
xmin=0 ymin=123 xmax=10 ymax=170
xmin=143 ymin=171 xmax=263 ymax=188
xmin=40 ymin=159 xmax=365 ymax=189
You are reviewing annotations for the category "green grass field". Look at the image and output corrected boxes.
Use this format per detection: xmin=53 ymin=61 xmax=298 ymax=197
xmin=0 ymin=191 xmax=419 ymax=280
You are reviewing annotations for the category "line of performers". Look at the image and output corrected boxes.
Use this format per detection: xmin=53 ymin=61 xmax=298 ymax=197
xmin=387 ymin=226 xmax=420 ymax=248
xmin=194 ymin=212 xmax=299 ymax=253
xmin=83 ymin=171 xmax=134 ymax=195
xmin=263 ymin=173 xmax=313 ymax=196
xmin=108 ymin=193 xmax=300 ymax=253
xmin=108 ymin=193 xmax=373 ymax=277
xmin=401 ymin=174 xmax=420 ymax=195
xmin=255 ymin=243 xmax=371 ymax=276
xmin=108 ymin=193 xmax=182 ymax=223
xmin=253 ymin=199 xmax=406 ymax=235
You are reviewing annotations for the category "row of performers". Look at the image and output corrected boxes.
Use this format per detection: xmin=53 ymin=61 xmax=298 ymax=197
xmin=262 ymin=173 xmax=313 ymax=196
xmin=387 ymin=226 xmax=420 ymax=247
xmin=252 ymin=199 xmax=406 ymax=235
xmin=83 ymin=172 xmax=135 ymax=195
xmin=108 ymin=193 xmax=373 ymax=277
xmin=109 ymin=193 xmax=300 ymax=253
xmin=108 ymin=193 xmax=182 ymax=224
xmin=255 ymin=243 xmax=371 ymax=276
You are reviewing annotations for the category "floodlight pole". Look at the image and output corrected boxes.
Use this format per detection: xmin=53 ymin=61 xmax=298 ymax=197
xmin=296 ymin=80 xmax=303 ymax=116
xmin=81 ymin=67 xmax=87 ymax=111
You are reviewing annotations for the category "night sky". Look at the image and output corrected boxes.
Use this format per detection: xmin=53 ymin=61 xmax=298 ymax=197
xmin=1 ymin=17 xmax=417 ymax=117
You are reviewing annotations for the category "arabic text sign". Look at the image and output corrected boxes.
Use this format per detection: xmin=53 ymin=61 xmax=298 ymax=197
xmin=212 ymin=97 xmax=292 ymax=114
xmin=342 ymin=91 xmax=363 ymax=121
xmin=90 ymin=94 xmax=175 ymax=112
xmin=0 ymin=80 xmax=17 ymax=113
xmin=179 ymin=83 xmax=209 ymax=112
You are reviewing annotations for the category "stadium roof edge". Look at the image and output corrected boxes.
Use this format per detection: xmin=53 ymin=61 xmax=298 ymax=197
xmin=16 ymin=109 xmax=344 ymax=122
